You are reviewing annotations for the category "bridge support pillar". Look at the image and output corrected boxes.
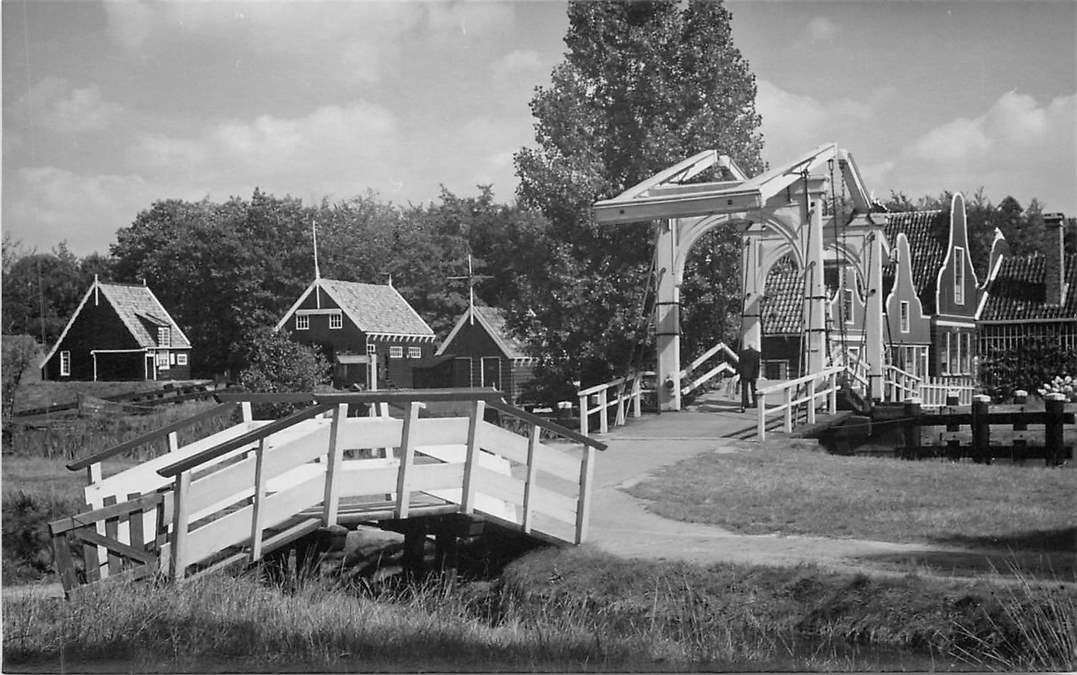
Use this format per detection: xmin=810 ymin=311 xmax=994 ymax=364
xmin=739 ymin=236 xmax=763 ymax=352
xmin=655 ymin=219 xmax=682 ymax=411
xmin=801 ymin=193 xmax=827 ymax=377
xmin=864 ymin=230 xmax=885 ymax=400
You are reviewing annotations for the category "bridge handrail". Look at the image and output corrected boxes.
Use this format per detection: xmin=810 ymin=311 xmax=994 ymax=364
xmin=157 ymin=402 xmax=335 ymax=478
xmin=755 ymin=366 xmax=843 ymax=441
xmin=756 ymin=365 xmax=843 ymax=396
xmin=67 ymin=402 xmax=241 ymax=472
xmin=486 ymin=399 xmax=606 ymax=451
xmin=680 ymin=341 xmax=738 ymax=378
xmin=576 ymin=371 xmax=645 ymax=436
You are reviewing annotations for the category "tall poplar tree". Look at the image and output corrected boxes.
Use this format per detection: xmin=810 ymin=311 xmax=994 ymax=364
xmin=513 ymin=0 xmax=764 ymax=398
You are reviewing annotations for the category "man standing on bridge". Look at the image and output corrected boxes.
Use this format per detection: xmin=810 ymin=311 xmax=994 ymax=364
xmin=737 ymin=343 xmax=760 ymax=412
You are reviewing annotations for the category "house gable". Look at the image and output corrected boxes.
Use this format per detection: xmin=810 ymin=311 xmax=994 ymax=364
xmin=935 ymin=193 xmax=979 ymax=320
xmin=885 ymin=233 xmax=931 ymax=345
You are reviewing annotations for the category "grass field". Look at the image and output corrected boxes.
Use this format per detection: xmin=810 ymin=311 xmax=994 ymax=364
xmin=4 ymin=547 xmax=1073 ymax=672
xmin=626 ymin=443 xmax=1077 ymax=556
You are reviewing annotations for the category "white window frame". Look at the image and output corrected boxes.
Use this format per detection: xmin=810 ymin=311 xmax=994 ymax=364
xmin=481 ymin=356 xmax=501 ymax=389
xmin=366 ymin=344 xmax=376 ymax=356
xmin=177 ymin=353 xmax=188 ymax=366
xmin=296 ymin=314 xmax=310 ymax=330
xmin=329 ymin=313 xmax=342 ymax=330
xmin=941 ymin=333 xmax=950 ymax=374
xmin=407 ymin=346 xmax=422 ymax=359
xmin=954 ymin=247 xmax=965 ymax=305
xmin=389 ymin=346 xmax=404 ymax=359
xmin=899 ymin=301 xmax=910 ymax=333
xmin=158 ymin=326 xmax=171 ymax=347
xmin=60 ymin=350 xmax=71 ymax=377
xmin=843 ymin=288 xmax=854 ymax=325
xmin=157 ymin=351 xmax=171 ymax=370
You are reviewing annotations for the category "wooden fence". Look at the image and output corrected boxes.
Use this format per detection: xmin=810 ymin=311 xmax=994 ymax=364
xmin=901 ymin=393 xmax=1074 ymax=464
xmin=755 ymin=366 xmax=842 ymax=441
xmin=576 ymin=371 xmax=647 ymax=436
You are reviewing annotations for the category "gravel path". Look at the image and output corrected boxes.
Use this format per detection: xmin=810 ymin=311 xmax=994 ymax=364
xmin=583 ymin=409 xmax=983 ymax=576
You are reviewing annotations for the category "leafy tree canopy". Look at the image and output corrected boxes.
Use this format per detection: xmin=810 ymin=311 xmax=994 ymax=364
xmin=513 ymin=0 xmax=764 ymax=398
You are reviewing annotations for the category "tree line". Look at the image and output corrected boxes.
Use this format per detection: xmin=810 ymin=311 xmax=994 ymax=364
xmin=3 ymin=1 xmax=1074 ymax=404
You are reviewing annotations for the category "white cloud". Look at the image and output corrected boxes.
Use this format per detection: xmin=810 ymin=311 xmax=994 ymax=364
xmin=102 ymin=1 xmax=515 ymax=84
xmin=4 ymin=167 xmax=157 ymax=254
xmin=880 ymin=91 xmax=1076 ymax=211
xmin=13 ymin=78 xmax=122 ymax=133
xmin=806 ymin=17 xmax=838 ymax=43
xmin=491 ymin=49 xmax=543 ymax=79
xmin=756 ymin=79 xmax=892 ymax=165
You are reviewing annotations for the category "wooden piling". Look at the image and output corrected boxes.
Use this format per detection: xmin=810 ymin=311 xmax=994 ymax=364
xmin=902 ymin=398 xmax=921 ymax=460
xmin=1045 ymin=394 xmax=1066 ymax=466
xmin=971 ymin=395 xmax=991 ymax=464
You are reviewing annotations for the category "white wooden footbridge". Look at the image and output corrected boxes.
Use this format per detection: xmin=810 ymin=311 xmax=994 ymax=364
xmin=50 ymin=390 xmax=605 ymax=595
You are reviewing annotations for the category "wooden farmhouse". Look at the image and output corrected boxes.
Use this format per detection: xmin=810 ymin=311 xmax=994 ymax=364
xmin=41 ymin=278 xmax=192 ymax=381
xmin=761 ymin=193 xmax=981 ymax=382
xmin=275 ymin=278 xmax=436 ymax=389
xmin=419 ymin=305 xmax=537 ymax=404
xmin=977 ymin=213 xmax=1076 ymax=354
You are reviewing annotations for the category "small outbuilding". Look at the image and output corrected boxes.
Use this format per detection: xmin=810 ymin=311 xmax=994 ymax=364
xmin=421 ymin=305 xmax=537 ymax=404
xmin=275 ymin=278 xmax=437 ymax=389
xmin=41 ymin=278 xmax=192 ymax=381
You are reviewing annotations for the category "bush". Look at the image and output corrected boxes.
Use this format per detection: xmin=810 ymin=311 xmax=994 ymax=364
xmin=236 ymin=328 xmax=331 ymax=418
xmin=979 ymin=338 xmax=1077 ymax=401
xmin=2 ymin=490 xmax=84 ymax=584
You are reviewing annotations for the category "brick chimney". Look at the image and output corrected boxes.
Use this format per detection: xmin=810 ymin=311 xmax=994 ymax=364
xmin=1044 ymin=212 xmax=1066 ymax=306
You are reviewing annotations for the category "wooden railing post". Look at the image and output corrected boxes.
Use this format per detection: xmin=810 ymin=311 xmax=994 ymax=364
xmin=522 ymin=424 xmax=539 ymax=534
xmin=807 ymin=381 xmax=817 ymax=425
xmin=394 ymin=402 xmax=422 ymax=520
xmin=1045 ymin=393 xmax=1066 ymax=466
xmin=322 ymin=403 xmax=348 ymax=526
xmin=241 ymin=401 xmax=253 ymax=424
xmin=632 ymin=374 xmax=642 ymax=418
xmin=86 ymin=463 xmax=102 ymax=486
xmin=167 ymin=431 xmax=179 ymax=453
xmin=828 ymin=371 xmax=837 ymax=414
xmin=757 ymin=392 xmax=767 ymax=441
xmin=578 ymin=392 xmax=589 ymax=437
xmin=598 ymin=388 xmax=609 ymax=434
xmin=615 ymin=380 xmax=627 ymax=427
xmin=460 ymin=400 xmax=485 ymax=514
xmin=249 ymin=439 xmax=268 ymax=562
xmin=574 ymin=444 xmax=595 ymax=544
xmin=170 ymin=471 xmax=191 ymax=581
xmin=783 ymin=388 xmax=793 ymax=433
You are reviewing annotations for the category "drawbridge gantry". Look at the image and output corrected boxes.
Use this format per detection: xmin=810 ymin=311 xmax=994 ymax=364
xmin=594 ymin=143 xmax=891 ymax=411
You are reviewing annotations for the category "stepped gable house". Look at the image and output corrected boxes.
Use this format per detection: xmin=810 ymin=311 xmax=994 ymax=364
xmin=275 ymin=278 xmax=436 ymax=389
xmin=41 ymin=278 xmax=192 ymax=381
xmin=977 ymin=212 xmax=1076 ymax=353
xmin=424 ymin=304 xmax=537 ymax=404
xmin=760 ymin=193 xmax=981 ymax=381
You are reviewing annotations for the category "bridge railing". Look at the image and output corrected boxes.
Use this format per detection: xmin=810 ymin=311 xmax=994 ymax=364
xmin=755 ymin=366 xmax=842 ymax=441
xmin=576 ymin=371 xmax=646 ymax=436
xmin=680 ymin=342 xmax=738 ymax=398
xmin=920 ymin=376 xmax=977 ymax=407
xmin=883 ymin=365 xmax=921 ymax=402
xmin=52 ymin=389 xmax=606 ymax=591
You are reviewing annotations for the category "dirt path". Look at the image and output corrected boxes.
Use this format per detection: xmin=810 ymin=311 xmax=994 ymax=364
xmin=584 ymin=409 xmax=995 ymax=577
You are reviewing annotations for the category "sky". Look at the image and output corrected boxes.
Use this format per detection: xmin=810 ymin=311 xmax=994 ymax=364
xmin=3 ymin=0 xmax=1075 ymax=256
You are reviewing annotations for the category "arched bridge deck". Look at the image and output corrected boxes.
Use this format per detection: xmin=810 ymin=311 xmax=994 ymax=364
xmin=50 ymin=390 xmax=604 ymax=595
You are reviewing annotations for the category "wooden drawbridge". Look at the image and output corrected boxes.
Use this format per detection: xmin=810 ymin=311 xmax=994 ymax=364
xmin=50 ymin=390 xmax=605 ymax=595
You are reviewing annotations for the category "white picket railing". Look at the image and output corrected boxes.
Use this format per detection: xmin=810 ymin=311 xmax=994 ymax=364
xmin=919 ymin=376 xmax=976 ymax=407
xmin=680 ymin=342 xmax=738 ymax=397
xmin=576 ymin=371 xmax=646 ymax=436
xmin=755 ymin=366 xmax=843 ymax=441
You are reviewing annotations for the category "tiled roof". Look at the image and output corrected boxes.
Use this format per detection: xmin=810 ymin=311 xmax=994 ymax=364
xmin=473 ymin=305 xmax=531 ymax=359
xmin=98 ymin=283 xmax=192 ymax=349
xmin=883 ymin=210 xmax=948 ymax=314
xmin=979 ymin=253 xmax=1077 ymax=322
xmin=319 ymin=279 xmax=434 ymax=336
xmin=762 ymin=256 xmax=804 ymax=335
